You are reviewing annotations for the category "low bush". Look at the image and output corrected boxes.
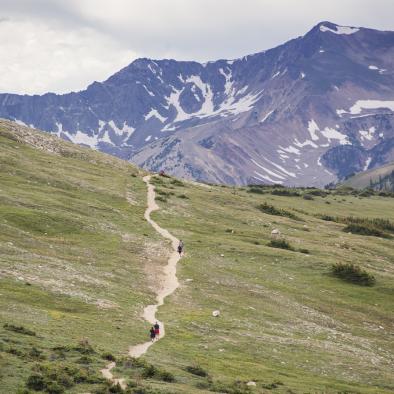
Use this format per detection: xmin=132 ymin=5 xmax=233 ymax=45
xmin=271 ymin=189 xmax=300 ymax=197
xmin=141 ymin=363 xmax=175 ymax=382
xmin=26 ymin=374 xmax=46 ymax=391
xmin=185 ymin=365 xmax=208 ymax=377
xmin=262 ymin=381 xmax=284 ymax=389
xmin=306 ymin=189 xmax=329 ymax=197
xmin=302 ymin=194 xmax=314 ymax=200
xmin=331 ymin=263 xmax=375 ymax=286
xmin=257 ymin=202 xmax=299 ymax=220
xmin=29 ymin=347 xmax=45 ymax=360
xmin=177 ymin=194 xmax=189 ymax=199
xmin=268 ymin=239 xmax=294 ymax=251
xmin=73 ymin=339 xmax=95 ymax=354
xmin=299 ymin=248 xmax=309 ymax=254
xmin=102 ymin=352 xmax=116 ymax=362
xmin=158 ymin=370 xmax=175 ymax=382
xmin=343 ymin=224 xmax=390 ymax=238
xmin=4 ymin=323 xmax=36 ymax=336
xmin=247 ymin=187 xmax=266 ymax=194
xmin=171 ymin=179 xmax=184 ymax=186
xmin=209 ymin=380 xmax=252 ymax=394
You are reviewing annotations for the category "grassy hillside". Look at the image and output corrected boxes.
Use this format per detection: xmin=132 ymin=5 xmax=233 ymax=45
xmin=1 ymin=120 xmax=394 ymax=393
xmin=344 ymin=162 xmax=394 ymax=191
xmin=0 ymin=120 xmax=171 ymax=393
xmin=142 ymin=178 xmax=394 ymax=394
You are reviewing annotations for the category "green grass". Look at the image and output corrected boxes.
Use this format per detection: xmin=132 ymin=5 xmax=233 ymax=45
xmin=1 ymin=120 xmax=394 ymax=393
xmin=0 ymin=121 xmax=170 ymax=393
xmin=143 ymin=175 xmax=394 ymax=394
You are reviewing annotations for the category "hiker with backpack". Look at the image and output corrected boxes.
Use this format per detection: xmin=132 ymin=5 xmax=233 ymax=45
xmin=149 ymin=327 xmax=156 ymax=342
xmin=154 ymin=322 xmax=160 ymax=338
xmin=177 ymin=240 xmax=184 ymax=256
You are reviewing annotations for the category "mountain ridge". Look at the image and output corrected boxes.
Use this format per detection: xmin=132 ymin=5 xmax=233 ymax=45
xmin=1 ymin=21 xmax=394 ymax=186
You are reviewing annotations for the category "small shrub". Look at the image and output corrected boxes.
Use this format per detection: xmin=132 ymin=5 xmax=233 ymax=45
xmin=4 ymin=323 xmax=36 ymax=336
xmin=141 ymin=364 xmax=158 ymax=379
xmin=257 ymin=202 xmax=299 ymax=220
xmin=299 ymin=248 xmax=309 ymax=254
xmin=102 ymin=352 xmax=116 ymax=362
xmin=343 ymin=224 xmax=389 ymax=238
xmin=271 ymin=189 xmax=300 ymax=197
xmin=26 ymin=374 xmax=45 ymax=390
xmin=306 ymin=189 xmax=329 ymax=197
xmin=155 ymin=196 xmax=167 ymax=203
xmin=262 ymin=381 xmax=284 ymax=389
xmin=331 ymin=263 xmax=375 ymax=286
xmin=77 ymin=355 xmax=93 ymax=364
xmin=171 ymin=179 xmax=184 ymax=186
xmin=302 ymin=194 xmax=314 ymax=200
xmin=178 ymin=194 xmax=189 ymax=199
xmin=319 ymin=214 xmax=336 ymax=222
xmin=268 ymin=239 xmax=294 ymax=251
xmin=158 ymin=370 xmax=175 ymax=382
xmin=247 ymin=187 xmax=266 ymax=194
xmin=45 ymin=381 xmax=64 ymax=394
xmin=108 ymin=383 xmax=124 ymax=393
xmin=29 ymin=347 xmax=45 ymax=360
xmin=185 ymin=365 xmax=208 ymax=377
xmin=7 ymin=347 xmax=23 ymax=356
xmin=73 ymin=339 xmax=95 ymax=354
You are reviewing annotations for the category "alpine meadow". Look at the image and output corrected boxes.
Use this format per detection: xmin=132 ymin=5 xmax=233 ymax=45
xmin=0 ymin=120 xmax=393 ymax=393
xmin=1 ymin=2 xmax=394 ymax=393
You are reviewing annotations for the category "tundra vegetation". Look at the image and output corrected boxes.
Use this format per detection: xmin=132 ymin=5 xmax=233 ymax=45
xmin=0 ymin=121 xmax=393 ymax=393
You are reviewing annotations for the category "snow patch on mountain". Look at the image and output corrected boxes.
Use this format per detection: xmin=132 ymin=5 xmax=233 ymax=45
xmin=364 ymin=157 xmax=372 ymax=171
xmin=320 ymin=24 xmax=359 ymax=35
xmin=308 ymin=120 xmax=320 ymax=141
xmin=108 ymin=121 xmax=135 ymax=137
xmin=100 ymin=130 xmax=114 ymax=145
xmin=279 ymin=145 xmax=301 ymax=155
xmin=145 ymin=108 xmax=167 ymax=123
xmin=349 ymin=100 xmax=394 ymax=114
xmin=251 ymin=159 xmax=286 ymax=180
xmin=66 ymin=131 xmax=97 ymax=148
xmin=260 ymin=110 xmax=274 ymax=123
xmin=359 ymin=126 xmax=376 ymax=141
xmin=253 ymin=171 xmax=284 ymax=184
xmin=320 ymin=127 xmax=350 ymax=145
xmin=293 ymin=138 xmax=318 ymax=148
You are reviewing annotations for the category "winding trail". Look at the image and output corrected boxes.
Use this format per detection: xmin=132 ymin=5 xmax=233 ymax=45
xmin=101 ymin=175 xmax=181 ymax=388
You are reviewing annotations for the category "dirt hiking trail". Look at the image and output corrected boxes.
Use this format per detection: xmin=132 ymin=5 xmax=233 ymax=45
xmin=101 ymin=175 xmax=181 ymax=388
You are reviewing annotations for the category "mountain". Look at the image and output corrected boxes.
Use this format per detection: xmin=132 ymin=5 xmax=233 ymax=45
xmin=1 ymin=120 xmax=394 ymax=393
xmin=1 ymin=21 xmax=394 ymax=186
xmin=344 ymin=161 xmax=394 ymax=190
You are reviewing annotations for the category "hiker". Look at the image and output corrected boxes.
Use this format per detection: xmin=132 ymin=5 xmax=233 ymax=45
xmin=150 ymin=327 xmax=156 ymax=342
xmin=154 ymin=322 xmax=160 ymax=338
xmin=177 ymin=240 xmax=184 ymax=256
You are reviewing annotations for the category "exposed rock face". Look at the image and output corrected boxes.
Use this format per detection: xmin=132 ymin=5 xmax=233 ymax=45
xmin=1 ymin=21 xmax=394 ymax=186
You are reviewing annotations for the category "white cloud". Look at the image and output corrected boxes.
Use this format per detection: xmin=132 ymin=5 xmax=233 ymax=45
xmin=0 ymin=0 xmax=393 ymax=94
xmin=0 ymin=18 xmax=136 ymax=94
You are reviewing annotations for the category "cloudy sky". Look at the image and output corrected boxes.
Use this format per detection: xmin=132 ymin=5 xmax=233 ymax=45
xmin=1 ymin=0 xmax=393 ymax=95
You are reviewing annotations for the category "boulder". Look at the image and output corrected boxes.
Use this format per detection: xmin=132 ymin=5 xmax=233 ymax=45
xmin=212 ymin=310 xmax=220 ymax=317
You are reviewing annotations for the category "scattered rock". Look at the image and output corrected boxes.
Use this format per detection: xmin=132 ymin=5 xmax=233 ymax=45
xmin=212 ymin=310 xmax=220 ymax=317
xmin=246 ymin=381 xmax=256 ymax=386
xmin=271 ymin=229 xmax=281 ymax=238
xmin=220 ymin=254 xmax=224 ymax=257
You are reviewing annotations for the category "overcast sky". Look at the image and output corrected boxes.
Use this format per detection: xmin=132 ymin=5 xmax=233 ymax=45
xmin=1 ymin=0 xmax=393 ymax=95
